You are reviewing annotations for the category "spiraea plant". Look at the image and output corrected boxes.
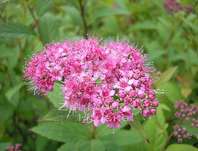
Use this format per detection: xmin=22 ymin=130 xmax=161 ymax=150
xmin=1 ymin=0 xmax=198 ymax=151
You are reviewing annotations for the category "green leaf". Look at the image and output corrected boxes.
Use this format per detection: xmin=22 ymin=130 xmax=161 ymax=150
xmin=38 ymin=14 xmax=61 ymax=44
xmin=123 ymin=142 xmax=147 ymax=151
xmin=144 ymin=105 xmax=168 ymax=151
xmin=39 ymin=109 xmax=84 ymax=122
xmin=96 ymin=125 xmax=118 ymax=138
xmin=156 ymin=105 xmax=168 ymax=125
xmin=100 ymin=129 xmax=144 ymax=146
xmin=102 ymin=16 xmax=119 ymax=35
xmin=35 ymin=136 xmax=49 ymax=151
xmin=88 ymin=140 xmax=105 ymax=151
xmin=5 ymin=83 xmax=23 ymax=107
xmin=98 ymin=126 xmax=144 ymax=151
xmin=145 ymin=40 xmax=165 ymax=61
xmin=131 ymin=21 xmax=157 ymax=31
xmin=31 ymin=121 xmax=90 ymax=143
xmin=165 ymin=144 xmax=198 ymax=151
xmin=187 ymin=50 xmax=198 ymax=66
xmin=58 ymin=143 xmax=75 ymax=151
xmin=0 ymin=124 xmax=5 ymax=138
xmin=39 ymin=110 xmax=69 ymax=122
xmin=48 ymin=83 xmax=64 ymax=108
xmin=0 ymin=0 xmax=9 ymax=5
xmin=0 ymin=142 xmax=10 ymax=151
xmin=155 ymin=66 xmax=177 ymax=87
xmin=181 ymin=87 xmax=192 ymax=98
xmin=0 ymin=23 xmax=34 ymax=38
xmin=0 ymin=100 xmax=14 ymax=123
xmin=93 ymin=4 xmax=129 ymax=20
xmin=158 ymin=82 xmax=182 ymax=103
xmin=182 ymin=123 xmax=198 ymax=138
xmin=64 ymin=6 xmax=82 ymax=26
xmin=58 ymin=140 xmax=105 ymax=151
xmin=35 ymin=0 xmax=52 ymax=16
xmin=0 ymin=45 xmax=19 ymax=68
xmin=157 ymin=17 xmax=172 ymax=42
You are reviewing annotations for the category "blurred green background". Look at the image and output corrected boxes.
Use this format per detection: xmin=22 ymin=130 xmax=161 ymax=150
xmin=0 ymin=0 xmax=198 ymax=151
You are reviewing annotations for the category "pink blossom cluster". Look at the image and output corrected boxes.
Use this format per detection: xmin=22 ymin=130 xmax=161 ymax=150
xmin=164 ymin=0 xmax=192 ymax=13
xmin=173 ymin=101 xmax=198 ymax=142
xmin=173 ymin=124 xmax=192 ymax=143
xmin=7 ymin=144 xmax=22 ymax=151
xmin=24 ymin=38 xmax=158 ymax=128
xmin=175 ymin=101 xmax=198 ymax=128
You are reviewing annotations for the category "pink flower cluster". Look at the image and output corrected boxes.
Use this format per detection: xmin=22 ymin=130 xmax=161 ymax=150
xmin=173 ymin=124 xmax=192 ymax=143
xmin=7 ymin=144 xmax=22 ymax=151
xmin=24 ymin=38 xmax=158 ymax=128
xmin=175 ymin=101 xmax=198 ymax=128
xmin=173 ymin=101 xmax=198 ymax=142
xmin=164 ymin=0 xmax=192 ymax=13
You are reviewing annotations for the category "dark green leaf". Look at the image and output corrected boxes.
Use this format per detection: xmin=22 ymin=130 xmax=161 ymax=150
xmin=36 ymin=0 xmax=52 ymax=17
xmin=38 ymin=14 xmax=61 ymax=44
xmin=64 ymin=6 xmax=82 ymax=26
xmin=0 ymin=23 xmax=34 ymax=38
xmin=5 ymin=83 xmax=23 ymax=106
xmin=0 ymin=100 xmax=14 ymax=123
xmin=35 ymin=136 xmax=49 ymax=151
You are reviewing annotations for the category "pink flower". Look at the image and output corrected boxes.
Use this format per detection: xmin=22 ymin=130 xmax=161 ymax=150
xmin=112 ymin=102 xmax=119 ymax=108
xmin=24 ymin=38 xmax=159 ymax=128
xmin=121 ymin=106 xmax=133 ymax=121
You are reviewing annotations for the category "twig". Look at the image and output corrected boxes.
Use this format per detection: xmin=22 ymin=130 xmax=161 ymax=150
xmin=27 ymin=4 xmax=44 ymax=45
xmin=16 ymin=39 xmax=28 ymax=72
xmin=78 ymin=0 xmax=88 ymax=39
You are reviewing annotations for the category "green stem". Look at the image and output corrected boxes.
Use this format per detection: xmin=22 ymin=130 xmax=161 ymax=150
xmin=27 ymin=4 xmax=44 ymax=45
xmin=78 ymin=0 xmax=88 ymax=39
xmin=91 ymin=124 xmax=96 ymax=139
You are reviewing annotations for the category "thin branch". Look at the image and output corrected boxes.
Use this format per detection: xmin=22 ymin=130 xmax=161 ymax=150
xmin=17 ymin=39 xmax=27 ymax=64
xmin=78 ymin=0 xmax=88 ymax=39
xmin=27 ymin=4 xmax=44 ymax=45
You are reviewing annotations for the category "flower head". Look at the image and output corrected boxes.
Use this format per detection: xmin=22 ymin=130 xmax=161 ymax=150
xmin=173 ymin=124 xmax=192 ymax=143
xmin=175 ymin=101 xmax=198 ymax=121
xmin=164 ymin=0 xmax=193 ymax=13
xmin=173 ymin=101 xmax=198 ymax=142
xmin=24 ymin=38 xmax=158 ymax=128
